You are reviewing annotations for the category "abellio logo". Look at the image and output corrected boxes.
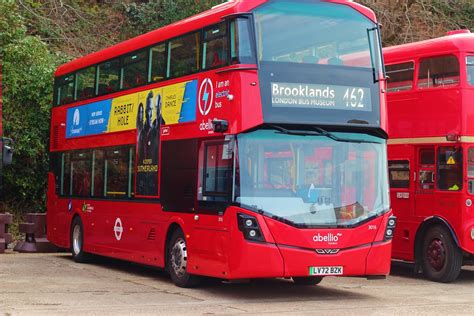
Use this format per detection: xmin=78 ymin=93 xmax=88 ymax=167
xmin=313 ymin=233 xmax=343 ymax=243
xmin=198 ymin=78 xmax=214 ymax=116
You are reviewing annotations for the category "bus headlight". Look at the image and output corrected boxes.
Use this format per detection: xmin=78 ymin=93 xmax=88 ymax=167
xmin=237 ymin=213 xmax=264 ymax=242
xmin=384 ymin=215 xmax=397 ymax=241
xmin=471 ymin=228 xmax=474 ymax=240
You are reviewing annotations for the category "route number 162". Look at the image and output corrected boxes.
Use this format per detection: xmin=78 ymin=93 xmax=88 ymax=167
xmin=343 ymin=88 xmax=365 ymax=108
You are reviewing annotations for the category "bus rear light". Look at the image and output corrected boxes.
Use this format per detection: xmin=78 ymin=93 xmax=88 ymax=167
xmin=384 ymin=216 xmax=397 ymax=241
xmin=237 ymin=213 xmax=264 ymax=242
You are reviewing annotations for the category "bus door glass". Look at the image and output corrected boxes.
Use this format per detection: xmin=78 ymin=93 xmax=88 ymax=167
xmin=193 ymin=138 xmax=234 ymax=274
xmin=415 ymin=147 xmax=436 ymax=217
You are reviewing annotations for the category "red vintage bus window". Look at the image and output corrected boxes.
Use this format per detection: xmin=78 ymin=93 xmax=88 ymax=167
xmin=417 ymin=55 xmax=460 ymax=89
xmin=437 ymin=147 xmax=462 ymax=191
xmin=386 ymin=62 xmax=414 ymax=92
xmin=467 ymin=56 xmax=474 ymax=86
xmin=388 ymin=160 xmax=410 ymax=188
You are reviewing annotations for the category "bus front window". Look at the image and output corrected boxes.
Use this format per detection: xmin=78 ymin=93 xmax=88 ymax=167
xmin=235 ymin=129 xmax=389 ymax=227
xmin=253 ymin=0 xmax=383 ymax=71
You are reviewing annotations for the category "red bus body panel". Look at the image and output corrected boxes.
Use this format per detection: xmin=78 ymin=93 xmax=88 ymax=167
xmin=384 ymin=32 xmax=474 ymax=261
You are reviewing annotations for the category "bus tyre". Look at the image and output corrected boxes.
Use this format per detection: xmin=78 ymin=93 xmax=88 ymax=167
xmin=70 ymin=217 xmax=89 ymax=263
xmin=167 ymin=229 xmax=201 ymax=288
xmin=292 ymin=276 xmax=323 ymax=285
xmin=422 ymin=225 xmax=462 ymax=283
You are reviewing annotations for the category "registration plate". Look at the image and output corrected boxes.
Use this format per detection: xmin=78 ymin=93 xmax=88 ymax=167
xmin=309 ymin=266 xmax=343 ymax=276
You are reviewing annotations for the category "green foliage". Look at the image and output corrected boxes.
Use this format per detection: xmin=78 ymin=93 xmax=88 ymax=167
xmin=1 ymin=1 xmax=62 ymax=212
xmin=121 ymin=0 xmax=225 ymax=37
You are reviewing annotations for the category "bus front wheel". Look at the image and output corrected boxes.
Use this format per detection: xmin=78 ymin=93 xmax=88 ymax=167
xmin=167 ymin=229 xmax=201 ymax=288
xmin=421 ymin=225 xmax=462 ymax=283
xmin=292 ymin=276 xmax=323 ymax=285
xmin=70 ymin=217 xmax=89 ymax=263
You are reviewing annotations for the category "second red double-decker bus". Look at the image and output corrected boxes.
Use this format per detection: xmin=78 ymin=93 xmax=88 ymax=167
xmin=47 ymin=0 xmax=394 ymax=287
xmin=384 ymin=30 xmax=474 ymax=282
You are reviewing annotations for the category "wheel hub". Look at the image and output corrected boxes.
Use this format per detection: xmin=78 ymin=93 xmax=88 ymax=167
xmin=427 ymin=238 xmax=445 ymax=271
xmin=72 ymin=225 xmax=81 ymax=255
xmin=170 ymin=238 xmax=187 ymax=278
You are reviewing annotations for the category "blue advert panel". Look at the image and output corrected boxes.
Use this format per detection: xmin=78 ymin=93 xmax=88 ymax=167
xmin=66 ymin=99 xmax=111 ymax=138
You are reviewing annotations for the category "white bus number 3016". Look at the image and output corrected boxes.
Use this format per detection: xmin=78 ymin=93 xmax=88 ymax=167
xmin=343 ymin=88 xmax=365 ymax=108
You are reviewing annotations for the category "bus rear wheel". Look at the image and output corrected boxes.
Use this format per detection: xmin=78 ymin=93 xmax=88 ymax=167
xmin=292 ymin=276 xmax=323 ymax=285
xmin=167 ymin=229 xmax=201 ymax=288
xmin=70 ymin=217 xmax=89 ymax=263
xmin=421 ymin=225 xmax=462 ymax=283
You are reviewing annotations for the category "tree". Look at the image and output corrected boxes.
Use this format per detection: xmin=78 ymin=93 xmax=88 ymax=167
xmin=1 ymin=0 xmax=60 ymax=211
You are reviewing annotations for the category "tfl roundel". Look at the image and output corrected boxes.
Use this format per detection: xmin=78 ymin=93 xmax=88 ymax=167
xmin=198 ymin=78 xmax=214 ymax=116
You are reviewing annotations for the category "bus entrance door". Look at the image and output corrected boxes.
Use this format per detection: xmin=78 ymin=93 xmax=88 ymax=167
xmin=415 ymin=147 xmax=436 ymax=218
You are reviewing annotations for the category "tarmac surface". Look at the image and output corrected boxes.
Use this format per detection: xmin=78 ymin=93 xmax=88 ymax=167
xmin=1 ymin=252 xmax=474 ymax=315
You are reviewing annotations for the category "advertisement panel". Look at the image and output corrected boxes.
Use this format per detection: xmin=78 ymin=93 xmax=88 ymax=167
xmin=65 ymin=79 xmax=198 ymax=197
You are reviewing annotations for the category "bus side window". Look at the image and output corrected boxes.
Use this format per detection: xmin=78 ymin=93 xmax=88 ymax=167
xmin=149 ymin=43 xmax=167 ymax=82
xmin=467 ymin=56 xmax=474 ymax=86
xmin=388 ymin=160 xmax=410 ymax=188
xmin=56 ymin=74 xmax=75 ymax=106
xmin=168 ymin=32 xmax=200 ymax=78
xmin=437 ymin=147 xmax=462 ymax=191
xmin=70 ymin=151 xmax=92 ymax=197
xmin=92 ymin=149 xmax=105 ymax=197
xmin=467 ymin=148 xmax=474 ymax=194
xmin=61 ymin=152 xmax=71 ymax=195
xmin=104 ymin=146 xmax=133 ymax=198
xmin=386 ymin=62 xmax=414 ymax=92
xmin=418 ymin=148 xmax=435 ymax=190
xmin=230 ymin=18 xmax=255 ymax=64
xmin=76 ymin=66 xmax=96 ymax=101
xmin=97 ymin=59 xmax=120 ymax=95
xmin=418 ymin=55 xmax=460 ymax=89
xmin=202 ymin=22 xmax=228 ymax=70
xmin=121 ymin=50 xmax=148 ymax=89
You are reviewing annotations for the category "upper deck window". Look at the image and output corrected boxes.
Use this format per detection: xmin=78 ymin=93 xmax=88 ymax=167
xmin=76 ymin=66 xmax=96 ymax=101
xmin=386 ymin=62 xmax=414 ymax=92
xmin=121 ymin=50 xmax=148 ymax=89
xmin=418 ymin=55 xmax=460 ymax=89
xmin=253 ymin=1 xmax=382 ymax=71
xmin=150 ymin=43 xmax=167 ymax=82
xmin=230 ymin=18 xmax=255 ymax=64
xmin=168 ymin=32 xmax=200 ymax=78
xmin=57 ymin=74 xmax=75 ymax=106
xmin=467 ymin=56 xmax=474 ymax=86
xmin=202 ymin=22 xmax=228 ymax=70
xmin=97 ymin=59 xmax=120 ymax=95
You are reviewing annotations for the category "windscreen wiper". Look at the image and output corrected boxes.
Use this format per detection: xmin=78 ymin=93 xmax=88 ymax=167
xmin=269 ymin=124 xmax=322 ymax=137
xmin=311 ymin=126 xmax=381 ymax=144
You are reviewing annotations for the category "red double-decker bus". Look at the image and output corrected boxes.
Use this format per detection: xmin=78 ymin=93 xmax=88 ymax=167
xmin=384 ymin=30 xmax=474 ymax=282
xmin=47 ymin=0 xmax=394 ymax=287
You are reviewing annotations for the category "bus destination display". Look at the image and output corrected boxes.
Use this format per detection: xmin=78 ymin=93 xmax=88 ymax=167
xmin=271 ymin=82 xmax=372 ymax=112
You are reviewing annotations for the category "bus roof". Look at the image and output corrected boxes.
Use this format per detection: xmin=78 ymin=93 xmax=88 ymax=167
xmin=383 ymin=31 xmax=474 ymax=64
xmin=55 ymin=0 xmax=377 ymax=77
xmin=55 ymin=0 xmax=263 ymax=77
